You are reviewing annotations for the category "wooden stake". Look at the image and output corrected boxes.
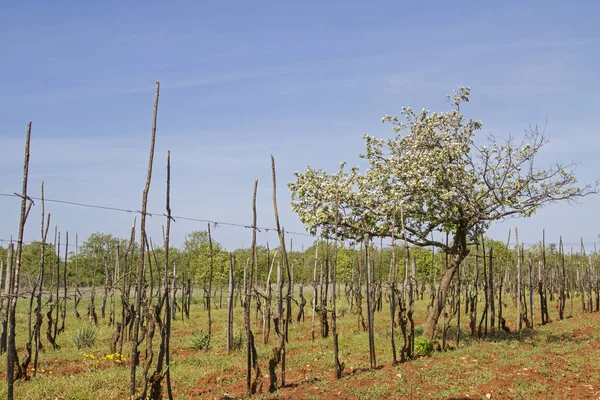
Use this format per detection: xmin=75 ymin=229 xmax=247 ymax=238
xmin=131 ymin=82 xmax=159 ymax=399
xmin=7 ymin=122 xmax=32 ymax=399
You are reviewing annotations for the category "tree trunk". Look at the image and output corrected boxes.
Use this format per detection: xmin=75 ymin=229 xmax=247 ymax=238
xmin=364 ymin=235 xmax=376 ymax=369
xmin=423 ymin=253 xmax=463 ymax=341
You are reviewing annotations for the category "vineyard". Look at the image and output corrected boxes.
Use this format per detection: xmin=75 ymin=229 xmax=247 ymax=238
xmin=1 ymin=84 xmax=599 ymax=400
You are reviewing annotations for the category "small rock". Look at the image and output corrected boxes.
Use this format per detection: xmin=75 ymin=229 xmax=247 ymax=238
xmin=486 ymin=394 xmax=492 ymax=399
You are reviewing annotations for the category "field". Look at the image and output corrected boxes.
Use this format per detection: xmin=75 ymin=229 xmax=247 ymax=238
xmin=2 ymin=70 xmax=598 ymax=400
xmin=1 ymin=288 xmax=599 ymax=400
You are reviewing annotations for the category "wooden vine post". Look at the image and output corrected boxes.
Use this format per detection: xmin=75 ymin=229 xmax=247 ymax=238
xmin=130 ymin=82 xmax=159 ymax=399
xmin=7 ymin=122 xmax=33 ymax=400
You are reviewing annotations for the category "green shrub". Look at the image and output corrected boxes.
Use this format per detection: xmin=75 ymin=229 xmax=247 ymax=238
xmin=190 ymin=330 xmax=210 ymax=350
xmin=72 ymin=325 xmax=98 ymax=349
xmin=414 ymin=337 xmax=434 ymax=357
xmin=191 ymin=297 xmax=201 ymax=305
xmin=231 ymin=329 xmax=244 ymax=352
xmin=337 ymin=305 xmax=349 ymax=317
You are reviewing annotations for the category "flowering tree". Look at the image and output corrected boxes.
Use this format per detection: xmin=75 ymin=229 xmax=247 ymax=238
xmin=289 ymin=87 xmax=597 ymax=340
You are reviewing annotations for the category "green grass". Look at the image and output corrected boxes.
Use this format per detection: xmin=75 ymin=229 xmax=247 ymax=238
xmin=0 ymin=287 xmax=599 ymax=399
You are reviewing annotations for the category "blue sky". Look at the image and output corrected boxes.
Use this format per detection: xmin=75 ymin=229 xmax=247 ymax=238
xmin=1 ymin=1 xmax=599 ymax=251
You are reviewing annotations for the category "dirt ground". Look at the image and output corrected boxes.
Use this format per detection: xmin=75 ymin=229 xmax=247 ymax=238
xmin=186 ymin=312 xmax=600 ymax=400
